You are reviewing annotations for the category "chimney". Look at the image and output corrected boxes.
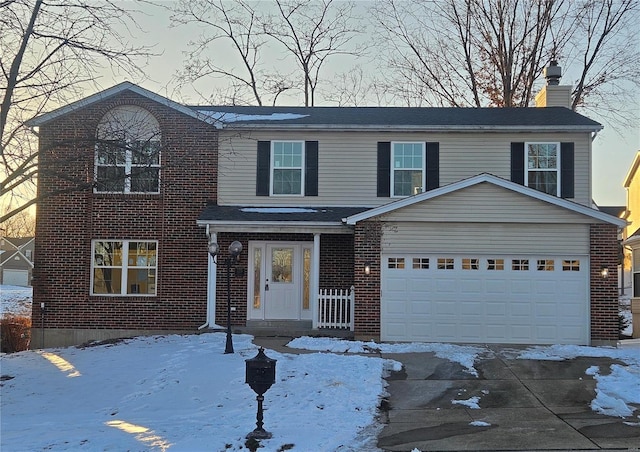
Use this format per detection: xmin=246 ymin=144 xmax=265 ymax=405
xmin=535 ymin=60 xmax=572 ymax=109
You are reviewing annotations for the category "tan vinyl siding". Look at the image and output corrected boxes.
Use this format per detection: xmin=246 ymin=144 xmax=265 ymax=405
xmin=218 ymin=130 xmax=591 ymax=207
xmin=381 ymin=222 xmax=590 ymax=255
xmin=381 ymin=182 xmax=600 ymax=223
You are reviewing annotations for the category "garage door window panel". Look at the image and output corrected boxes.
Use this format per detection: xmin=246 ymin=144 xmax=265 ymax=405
xmin=512 ymin=259 xmax=529 ymax=270
xmin=388 ymin=257 xmax=405 ymax=269
xmin=487 ymin=259 xmax=504 ymax=270
xmin=537 ymin=259 xmax=555 ymax=271
xmin=437 ymin=258 xmax=454 ymax=269
xmin=562 ymin=260 xmax=580 ymax=271
xmin=462 ymin=258 xmax=479 ymax=270
xmin=412 ymin=258 xmax=429 ymax=269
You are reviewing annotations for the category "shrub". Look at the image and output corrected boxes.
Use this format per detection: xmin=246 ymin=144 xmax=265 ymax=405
xmin=0 ymin=315 xmax=31 ymax=353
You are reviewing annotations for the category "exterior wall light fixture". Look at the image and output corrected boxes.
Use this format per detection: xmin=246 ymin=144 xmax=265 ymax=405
xmin=364 ymin=261 xmax=371 ymax=275
xmin=600 ymin=266 xmax=609 ymax=279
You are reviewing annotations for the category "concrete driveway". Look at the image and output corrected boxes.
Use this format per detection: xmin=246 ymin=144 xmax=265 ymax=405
xmin=377 ymin=347 xmax=640 ymax=451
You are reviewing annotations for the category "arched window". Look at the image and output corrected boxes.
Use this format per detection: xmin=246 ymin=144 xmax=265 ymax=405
xmin=95 ymin=106 xmax=161 ymax=193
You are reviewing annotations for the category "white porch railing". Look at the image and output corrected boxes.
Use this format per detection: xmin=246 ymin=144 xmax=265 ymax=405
xmin=317 ymin=286 xmax=354 ymax=330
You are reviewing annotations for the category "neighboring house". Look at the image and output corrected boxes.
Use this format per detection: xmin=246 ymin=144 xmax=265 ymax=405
xmin=28 ymin=63 xmax=624 ymax=348
xmin=0 ymin=237 xmax=35 ymax=287
xmin=622 ymin=151 xmax=640 ymax=338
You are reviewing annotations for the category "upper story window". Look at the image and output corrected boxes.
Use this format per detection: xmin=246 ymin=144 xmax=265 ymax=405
xmin=377 ymin=141 xmax=439 ymax=198
xmin=526 ymin=142 xmax=559 ymax=196
xmin=256 ymin=140 xmax=318 ymax=197
xmin=392 ymin=142 xmax=425 ymax=197
xmin=95 ymin=106 xmax=161 ymax=194
xmin=272 ymin=141 xmax=304 ymax=195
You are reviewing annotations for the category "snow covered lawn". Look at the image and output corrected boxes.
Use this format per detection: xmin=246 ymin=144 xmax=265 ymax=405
xmin=2 ymin=334 xmax=639 ymax=452
xmin=1 ymin=333 xmax=394 ymax=451
xmin=0 ymin=285 xmax=32 ymax=317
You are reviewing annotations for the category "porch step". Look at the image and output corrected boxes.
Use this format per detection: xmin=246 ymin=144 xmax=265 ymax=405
xmin=233 ymin=320 xmax=354 ymax=339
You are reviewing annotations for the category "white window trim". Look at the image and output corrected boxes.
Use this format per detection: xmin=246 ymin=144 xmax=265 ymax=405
xmin=94 ymin=140 xmax=162 ymax=194
xmin=90 ymin=239 xmax=158 ymax=296
xmin=391 ymin=141 xmax=426 ymax=198
xmin=524 ymin=142 xmax=560 ymax=196
xmin=270 ymin=140 xmax=305 ymax=196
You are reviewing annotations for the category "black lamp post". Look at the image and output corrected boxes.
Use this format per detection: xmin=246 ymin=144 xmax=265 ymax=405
xmin=209 ymin=239 xmax=243 ymax=354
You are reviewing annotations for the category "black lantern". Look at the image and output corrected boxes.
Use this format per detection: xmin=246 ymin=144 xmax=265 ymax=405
xmin=245 ymin=347 xmax=277 ymax=439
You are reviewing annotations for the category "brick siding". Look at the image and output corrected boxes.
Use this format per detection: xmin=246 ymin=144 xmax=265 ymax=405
xmin=353 ymin=220 xmax=382 ymax=341
xmin=32 ymin=91 xmax=217 ymax=335
xmin=589 ymin=223 xmax=620 ymax=343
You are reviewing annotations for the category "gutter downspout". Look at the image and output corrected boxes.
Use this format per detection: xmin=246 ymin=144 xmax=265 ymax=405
xmin=199 ymin=226 xmax=218 ymax=330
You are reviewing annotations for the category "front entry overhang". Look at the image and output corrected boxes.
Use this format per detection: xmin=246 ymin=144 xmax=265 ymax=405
xmin=197 ymin=204 xmax=370 ymax=234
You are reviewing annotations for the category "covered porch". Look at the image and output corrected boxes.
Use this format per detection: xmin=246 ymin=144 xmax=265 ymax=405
xmin=197 ymin=204 xmax=369 ymax=334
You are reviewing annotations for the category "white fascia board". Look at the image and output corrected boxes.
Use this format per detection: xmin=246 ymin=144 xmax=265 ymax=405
xmin=222 ymin=124 xmax=602 ymax=133
xmin=344 ymin=173 xmax=627 ymax=227
xmin=196 ymin=220 xmax=353 ymax=234
xmin=27 ymin=82 xmax=222 ymax=129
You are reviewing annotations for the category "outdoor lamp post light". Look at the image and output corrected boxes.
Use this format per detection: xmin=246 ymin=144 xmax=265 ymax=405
xmin=209 ymin=240 xmax=243 ymax=354
xmin=245 ymin=347 xmax=277 ymax=439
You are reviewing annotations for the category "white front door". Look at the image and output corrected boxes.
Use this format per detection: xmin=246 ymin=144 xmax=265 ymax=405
xmin=248 ymin=242 xmax=313 ymax=320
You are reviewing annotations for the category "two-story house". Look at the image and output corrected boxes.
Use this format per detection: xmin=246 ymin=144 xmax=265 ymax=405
xmin=28 ymin=65 xmax=624 ymax=348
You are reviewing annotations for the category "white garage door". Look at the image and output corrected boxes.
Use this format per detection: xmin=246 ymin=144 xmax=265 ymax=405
xmin=381 ymin=254 xmax=589 ymax=345
xmin=2 ymin=269 xmax=30 ymax=287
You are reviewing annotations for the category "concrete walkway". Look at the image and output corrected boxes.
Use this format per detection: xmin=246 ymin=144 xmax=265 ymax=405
xmin=253 ymin=337 xmax=640 ymax=451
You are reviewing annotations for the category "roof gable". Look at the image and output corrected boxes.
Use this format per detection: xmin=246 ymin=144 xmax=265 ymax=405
xmin=27 ymin=82 xmax=221 ymax=128
xmin=345 ymin=173 xmax=627 ymax=227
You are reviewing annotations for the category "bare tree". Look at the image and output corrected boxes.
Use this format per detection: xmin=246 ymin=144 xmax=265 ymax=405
xmin=170 ymin=0 xmax=282 ymax=106
xmin=171 ymin=0 xmax=366 ymax=107
xmin=263 ymin=0 xmax=366 ymax=106
xmin=0 ymin=0 xmax=150 ymax=223
xmin=370 ymin=0 xmax=640 ymax=117
xmin=563 ymin=0 xmax=640 ymax=124
xmin=0 ymin=210 xmax=35 ymax=237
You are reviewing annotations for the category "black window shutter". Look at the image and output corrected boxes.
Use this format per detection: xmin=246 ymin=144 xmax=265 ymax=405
xmin=256 ymin=141 xmax=271 ymax=196
xmin=377 ymin=142 xmax=391 ymax=197
xmin=511 ymin=142 xmax=525 ymax=185
xmin=560 ymin=142 xmax=574 ymax=198
xmin=426 ymin=142 xmax=440 ymax=191
xmin=305 ymin=141 xmax=318 ymax=196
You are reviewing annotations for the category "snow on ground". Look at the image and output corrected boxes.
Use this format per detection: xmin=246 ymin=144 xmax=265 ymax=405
xmin=1 ymin=333 xmax=392 ymax=451
xmin=0 ymin=285 xmax=32 ymax=317
xmin=1 ymin=286 xmax=639 ymax=451
xmin=288 ymin=336 xmax=485 ymax=376
xmin=517 ymin=344 xmax=640 ymax=419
